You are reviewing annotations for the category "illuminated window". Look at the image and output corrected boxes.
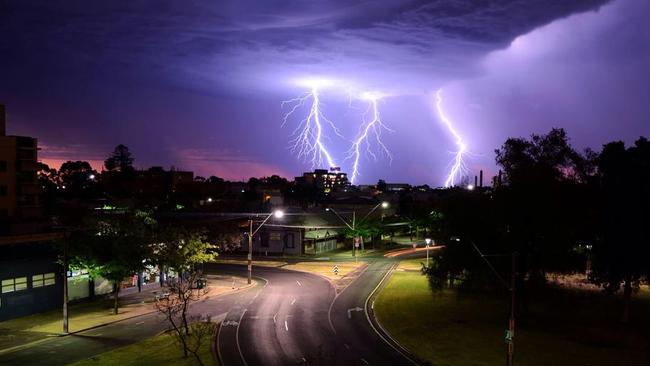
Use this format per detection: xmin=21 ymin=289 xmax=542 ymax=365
xmin=1 ymin=277 xmax=28 ymax=293
xmin=32 ymin=273 xmax=56 ymax=288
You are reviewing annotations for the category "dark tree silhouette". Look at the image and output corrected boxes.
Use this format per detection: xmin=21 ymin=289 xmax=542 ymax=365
xmin=104 ymin=144 xmax=134 ymax=173
xmin=590 ymin=137 xmax=650 ymax=322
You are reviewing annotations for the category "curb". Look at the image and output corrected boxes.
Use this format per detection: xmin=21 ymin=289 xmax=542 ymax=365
xmin=364 ymin=262 xmax=422 ymax=365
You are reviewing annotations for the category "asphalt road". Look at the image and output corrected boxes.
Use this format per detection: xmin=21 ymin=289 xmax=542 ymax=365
xmin=1 ymin=253 xmax=423 ymax=366
xmin=210 ymin=260 xmax=417 ymax=366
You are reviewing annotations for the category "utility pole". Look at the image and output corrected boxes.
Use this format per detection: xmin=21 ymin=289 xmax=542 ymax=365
xmin=248 ymin=218 xmax=253 ymax=285
xmin=62 ymin=239 xmax=69 ymax=333
xmin=507 ymin=252 xmax=517 ymax=366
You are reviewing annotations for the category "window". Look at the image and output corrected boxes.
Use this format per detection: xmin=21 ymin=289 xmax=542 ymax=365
xmin=32 ymin=273 xmax=56 ymax=288
xmin=1 ymin=277 xmax=28 ymax=293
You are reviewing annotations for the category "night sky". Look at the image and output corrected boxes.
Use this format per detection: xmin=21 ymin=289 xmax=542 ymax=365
xmin=1 ymin=0 xmax=648 ymax=185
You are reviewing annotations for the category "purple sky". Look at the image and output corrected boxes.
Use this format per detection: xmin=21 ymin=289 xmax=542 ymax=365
xmin=1 ymin=0 xmax=648 ymax=186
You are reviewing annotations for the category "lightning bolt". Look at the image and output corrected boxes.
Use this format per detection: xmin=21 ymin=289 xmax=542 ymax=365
xmin=435 ymin=89 xmax=468 ymax=187
xmin=282 ymin=85 xmax=339 ymax=169
xmin=347 ymin=93 xmax=393 ymax=184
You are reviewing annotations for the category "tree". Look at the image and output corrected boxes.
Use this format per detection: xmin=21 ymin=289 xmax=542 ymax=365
xmin=589 ymin=137 xmax=650 ymax=322
xmin=155 ymin=271 xmax=211 ymax=364
xmin=494 ymin=128 xmax=594 ymax=284
xmin=70 ymin=210 xmax=155 ymax=314
xmin=104 ymin=144 xmax=134 ymax=173
xmin=153 ymin=227 xmax=217 ymax=335
xmin=37 ymin=163 xmax=59 ymax=213
xmin=58 ymin=160 xmax=97 ymax=196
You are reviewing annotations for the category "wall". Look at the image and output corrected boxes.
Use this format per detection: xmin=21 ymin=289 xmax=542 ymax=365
xmin=0 ymin=243 xmax=62 ymax=321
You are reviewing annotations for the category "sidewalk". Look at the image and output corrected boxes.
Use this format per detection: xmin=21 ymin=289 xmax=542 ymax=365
xmin=0 ymin=274 xmax=250 ymax=354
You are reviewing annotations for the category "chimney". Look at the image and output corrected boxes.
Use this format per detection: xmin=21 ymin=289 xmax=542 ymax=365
xmin=479 ymin=170 xmax=483 ymax=187
xmin=474 ymin=175 xmax=478 ymax=187
xmin=0 ymin=104 xmax=5 ymax=136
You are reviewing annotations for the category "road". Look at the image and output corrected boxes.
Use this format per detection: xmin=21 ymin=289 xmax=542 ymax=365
xmin=211 ymin=260 xmax=417 ymax=366
xmin=1 ymin=253 xmax=423 ymax=366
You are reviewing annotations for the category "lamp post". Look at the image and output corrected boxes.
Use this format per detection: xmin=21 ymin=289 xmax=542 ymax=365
xmin=425 ymin=238 xmax=432 ymax=266
xmin=247 ymin=210 xmax=284 ymax=284
xmin=326 ymin=201 xmax=388 ymax=258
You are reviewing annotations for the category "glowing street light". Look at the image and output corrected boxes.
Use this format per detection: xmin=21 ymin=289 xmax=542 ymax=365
xmin=425 ymin=238 xmax=433 ymax=266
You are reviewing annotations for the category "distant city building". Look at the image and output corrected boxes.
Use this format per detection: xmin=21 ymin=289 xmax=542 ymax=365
xmin=295 ymin=167 xmax=349 ymax=193
xmin=383 ymin=183 xmax=411 ymax=192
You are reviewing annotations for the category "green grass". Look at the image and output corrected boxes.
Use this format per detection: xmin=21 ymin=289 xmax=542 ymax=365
xmin=71 ymin=323 xmax=215 ymax=366
xmin=283 ymin=261 xmax=365 ymax=280
xmin=375 ymin=270 xmax=650 ymax=366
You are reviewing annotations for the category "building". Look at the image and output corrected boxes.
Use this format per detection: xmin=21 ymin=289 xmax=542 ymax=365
xmin=295 ymin=167 xmax=349 ymax=193
xmin=0 ymin=234 xmax=63 ymax=321
xmin=0 ymin=104 xmax=42 ymax=230
xmin=245 ymin=226 xmax=303 ymax=256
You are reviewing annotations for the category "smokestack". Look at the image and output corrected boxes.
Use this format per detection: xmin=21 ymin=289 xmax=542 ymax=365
xmin=0 ymin=104 xmax=5 ymax=136
xmin=474 ymin=175 xmax=478 ymax=187
xmin=479 ymin=170 xmax=483 ymax=187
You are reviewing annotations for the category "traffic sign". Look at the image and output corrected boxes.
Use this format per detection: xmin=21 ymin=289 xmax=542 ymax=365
xmin=505 ymin=330 xmax=513 ymax=343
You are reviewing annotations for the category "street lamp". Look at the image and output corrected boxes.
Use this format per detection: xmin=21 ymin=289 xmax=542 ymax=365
xmin=247 ymin=209 xmax=284 ymax=284
xmin=425 ymin=238 xmax=432 ymax=266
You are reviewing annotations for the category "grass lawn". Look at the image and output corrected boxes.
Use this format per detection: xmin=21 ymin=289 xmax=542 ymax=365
xmin=71 ymin=323 xmax=215 ymax=366
xmin=396 ymin=258 xmax=427 ymax=271
xmin=325 ymin=248 xmax=385 ymax=260
xmin=375 ymin=269 xmax=650 ymax=366
xmin=212 ymin=259 xmax=288 ymax=267
xmin=283 ymin=261 xmax=365 ymax=280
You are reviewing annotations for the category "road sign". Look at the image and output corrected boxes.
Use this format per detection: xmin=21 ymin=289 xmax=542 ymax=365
xmin=333 ymin=265 xmax=339 ymax=275
xmin=354 ymin=237 xmax=360 ymax=248
xmin=412 ymin=243 xmax=417 ymax=249
xmin=504 ymin=330 xmax=513 ymax=343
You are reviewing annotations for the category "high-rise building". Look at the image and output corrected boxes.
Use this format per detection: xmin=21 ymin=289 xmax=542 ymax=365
xmin=295 ymin=167 xmax=349 ymax=193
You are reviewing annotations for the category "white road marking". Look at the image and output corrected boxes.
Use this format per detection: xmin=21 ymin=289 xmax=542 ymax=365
xmin=291 ymin=297 xmax=296 ymax=305
xmin=301 ymin=357 xmax=307 ymax=362
xmin=361 ymin=358 xmax=369 ymax=365
xmin=371 ymin=301 xmax=375 ymax=310
xmin=135 ymin=321 xmax=145 ymax=325
xmin=284 ymin=320 xmax=289 ymax=331
xmin=273 ymin=313 xmax=277 ymax=324
xmin=296 ymin=280 xmax=302 ymax=286
xmin=344 ymin=343 xmax=350 ymax=350
xmin=347 ymin=306 xmax=364 ymax=319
